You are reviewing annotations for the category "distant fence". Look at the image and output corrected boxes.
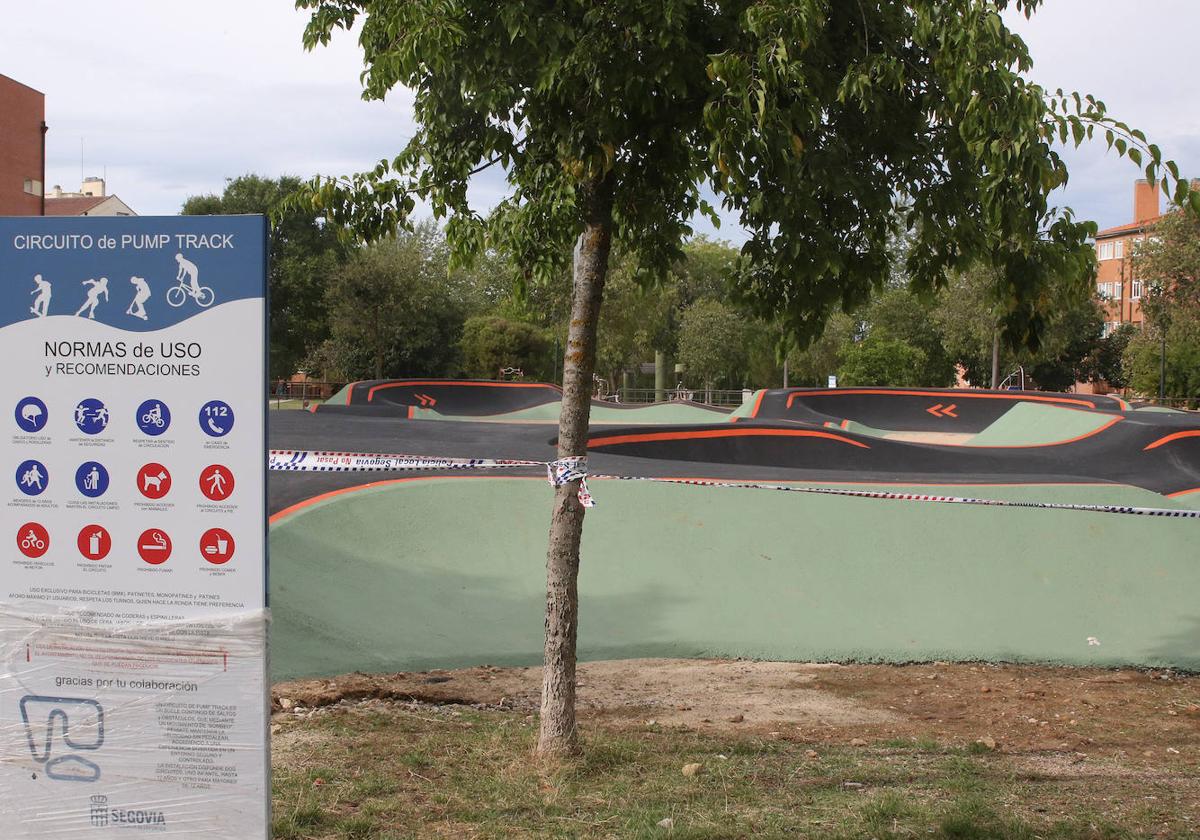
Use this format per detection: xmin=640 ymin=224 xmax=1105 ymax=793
xmin=614 ymin=387 xmax=751 ymax=408
xmin=268 ymin=381 xmax=343 ymax=408
xmin=1134 ymin=397 xmax=1199 ymax=411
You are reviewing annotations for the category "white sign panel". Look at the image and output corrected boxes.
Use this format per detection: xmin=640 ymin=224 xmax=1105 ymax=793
xmin=0 ymin=216 xmax=268 ymax=837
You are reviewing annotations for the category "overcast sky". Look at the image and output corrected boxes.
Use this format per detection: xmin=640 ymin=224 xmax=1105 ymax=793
xmin=5 ymin=1 xmax=1197 ymax=237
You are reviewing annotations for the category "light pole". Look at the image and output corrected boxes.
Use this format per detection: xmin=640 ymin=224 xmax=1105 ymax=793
xmin=1159 ymin=327 xmax=1166 ymax=402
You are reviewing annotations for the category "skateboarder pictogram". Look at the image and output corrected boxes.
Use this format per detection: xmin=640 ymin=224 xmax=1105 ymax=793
xmin=126 ymin=276 xmax=151 ymax=321
xmin=29 ymin=274 xmax=52 ymax=317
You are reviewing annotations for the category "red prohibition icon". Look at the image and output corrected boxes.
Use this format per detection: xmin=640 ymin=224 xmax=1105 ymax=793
xmin=77 ymin=525 xmax=112 ymax=561
xmin=17 ymin=522 xmax=49 ymax=558
xmin=199 ymin=464 xmax=234 ymax=501
xmin=137 ymin=528 xmax=172 ymax=564
xmin=137 ymin=463 xmax=172 ymax=499
xmin=200 ymin=528 xmax=235 ymax=565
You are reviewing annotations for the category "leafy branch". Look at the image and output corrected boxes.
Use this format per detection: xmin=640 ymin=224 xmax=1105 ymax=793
xmin=1044 ymin=89 xmax=1199 ymax=215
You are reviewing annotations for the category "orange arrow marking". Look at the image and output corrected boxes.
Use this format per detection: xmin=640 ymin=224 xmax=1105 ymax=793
xmin=415 ymin=393 xmax=437 ymax=407
xmin=926 ymin=403 xmax=958 ymax=418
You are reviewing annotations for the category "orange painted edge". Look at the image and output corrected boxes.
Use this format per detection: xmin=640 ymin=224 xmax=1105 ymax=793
xmin=587 ymin=428 xmax=870 ymax=449
xmin=1166 ymin=487 xmax=1200 ymax=499
xmin=344 ymin=380 xmax=360 ymax=405
xmin=1144 ymin=430 xmax=1200 ymax=451
xmin=785 ymin=389 xmax=1097 ymax=410
xmin=366 ymin=380 xmax=563 ymax=403
xmin=749 ymin=389 xmax=767 ymax=419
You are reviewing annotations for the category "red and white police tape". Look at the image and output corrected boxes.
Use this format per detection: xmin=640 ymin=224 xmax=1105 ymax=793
xmin=266 ymin=449 xmax=1200 ymax=519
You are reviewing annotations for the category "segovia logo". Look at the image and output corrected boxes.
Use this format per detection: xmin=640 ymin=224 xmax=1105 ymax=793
xmin=87 ymin=795 xmax=167 ymax=828
xmin=111 ymin=807 xmax=168 ymax=826
xmin=89 ymin=795 xmax=108 ymax=827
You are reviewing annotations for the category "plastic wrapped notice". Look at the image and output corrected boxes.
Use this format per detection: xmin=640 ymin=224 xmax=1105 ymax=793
xmin=0 ymin=606 xmax=269 ymax=837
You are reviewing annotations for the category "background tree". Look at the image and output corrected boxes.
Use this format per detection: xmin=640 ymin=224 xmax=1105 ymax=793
xmin=323 ymin=224 xmax=468 ymax=380
xmin=183 ymin=174 xmax=346 ymax=378
xmin=295 ymin=0 xmax=1189 ymax=758
xmin=839 ymin=337 xmax=928 ymax=387
xmin=677 ymin=298 xmax=751 ymax=397
xmin=1123 ymin=207 xmax=1200 ymax=401
xmin=460 ymin=316 xmax=553 ymax=380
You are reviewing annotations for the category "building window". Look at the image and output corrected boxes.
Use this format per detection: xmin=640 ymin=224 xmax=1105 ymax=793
xmin=1101 ymin=321 xmax=1121 ymax=338
xmin=1097 ymin=282 xmax=1115 ymax=300
xmin=1097 ymin=241 xmax=1115 ymax=260
xmin=1114 ymin=239 xmax=1125 ymax=259
xmin=23 ymin=179 xmax=43 ymax=197
xmin=1131 ymin=280 xmax=1144 ymax=299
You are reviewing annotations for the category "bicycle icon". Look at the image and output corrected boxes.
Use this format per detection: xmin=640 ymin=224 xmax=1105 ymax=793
xmin=167 ymin=253 xmax=215 ymax=308
xmin=136 ymin=399 xmax=171 ymax=436
xmin=142 ymin=404 xmax=166 ymax=427
xmin=165 ymin=277 xmax=215 ymax=308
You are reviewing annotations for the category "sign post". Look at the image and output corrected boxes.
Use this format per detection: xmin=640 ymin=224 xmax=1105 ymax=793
xmin=0 ymin=216 xmax=269 ymax=837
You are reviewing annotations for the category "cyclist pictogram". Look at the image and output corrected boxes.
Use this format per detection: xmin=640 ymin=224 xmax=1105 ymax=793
xmin=17 ymin=522 xmax=49 ymax=558
xmin=168 ymin=253 xmax=215 ymax=308
xmin=136 ymin=399 xmax=171 ymax=436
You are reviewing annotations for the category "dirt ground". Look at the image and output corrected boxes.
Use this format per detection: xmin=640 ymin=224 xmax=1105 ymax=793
xmin=274 ymin=658 xmax=1200 ymax=761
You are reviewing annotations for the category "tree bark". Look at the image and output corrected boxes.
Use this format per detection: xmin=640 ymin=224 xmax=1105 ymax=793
xmin=537 ymin=173 xmax=614 ymax=758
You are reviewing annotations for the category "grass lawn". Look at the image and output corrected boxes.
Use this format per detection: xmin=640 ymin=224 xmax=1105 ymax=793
xmin=272 ymin=698 xmax=1196 ymax=839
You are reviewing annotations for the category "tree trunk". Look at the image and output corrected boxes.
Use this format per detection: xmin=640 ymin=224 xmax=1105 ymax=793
xmin=537 ymin=173 xmax=614 ymax=758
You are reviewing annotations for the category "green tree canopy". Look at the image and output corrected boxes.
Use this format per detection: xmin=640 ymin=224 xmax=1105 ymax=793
xmin=460 ymin=316 xmax=553 ymax=380
xmin=677 ymin=298 xmax=750 ymax=389
xmin=182 ymin=174 xmax=346 ymax=378
xmin=839 ymin=337 xmax=928 ymax=387
xmin=321 ymin=224 xmax=467 ymax=380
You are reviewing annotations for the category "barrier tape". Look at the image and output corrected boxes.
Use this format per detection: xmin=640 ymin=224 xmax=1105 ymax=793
xmin=268 ymin=449 xmax=1200 ymax=519
xmin=268 ymin=449 xmax=595 ymax=507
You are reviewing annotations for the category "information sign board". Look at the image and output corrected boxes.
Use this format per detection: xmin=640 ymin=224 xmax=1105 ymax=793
xmin=0 ymin=216 xmax=268 ymax=837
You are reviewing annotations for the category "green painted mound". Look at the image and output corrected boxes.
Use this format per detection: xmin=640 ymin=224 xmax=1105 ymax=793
xmin=965 ymin=402 xmax=1117 ymax=447
xmin=412 ymin=399 xmax=731 ymax=425
xmin=269 ymin=477 xmax=1200 ymax=681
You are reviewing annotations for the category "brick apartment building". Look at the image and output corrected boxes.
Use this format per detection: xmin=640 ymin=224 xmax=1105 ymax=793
xmin=0 ymin=74 xmax=47 ymax=215
xmin=1094 ymin=178 xmax=1200 ymax=335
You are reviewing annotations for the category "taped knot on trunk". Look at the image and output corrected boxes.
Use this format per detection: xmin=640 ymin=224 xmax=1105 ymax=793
xmin=547 ymin=456 xmax=596 ymax=508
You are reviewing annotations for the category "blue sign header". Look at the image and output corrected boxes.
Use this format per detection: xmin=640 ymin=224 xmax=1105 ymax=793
xmin=0 ymin=216 xmax=266 ymax=331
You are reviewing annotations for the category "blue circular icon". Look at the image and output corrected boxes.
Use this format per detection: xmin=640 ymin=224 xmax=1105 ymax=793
xmin=74 ymin=398 xmax=110 ymax=435
xmin=75 ymin=461 xmax=110 ymax=498
xmin=16 ymin=459 xmax=48 ymax=496
xmin=199 ymin=400 xmax=235 ymax=438
xmin=136 ymin=399 xmax=171 ymax=436
xmin=15 ymin=396 xmax=48 ymax=433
